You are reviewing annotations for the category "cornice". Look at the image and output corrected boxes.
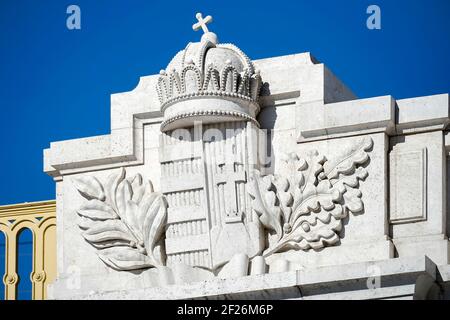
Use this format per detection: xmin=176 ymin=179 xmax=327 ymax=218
xmin=0 ymin=200 xmax=56 ymax=218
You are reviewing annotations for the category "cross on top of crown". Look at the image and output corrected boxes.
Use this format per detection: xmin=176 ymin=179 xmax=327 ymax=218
xmin=192 ymin=12 xmax=218 ymax=44
xmin=192 ymin=12 xmax=213 ymax=34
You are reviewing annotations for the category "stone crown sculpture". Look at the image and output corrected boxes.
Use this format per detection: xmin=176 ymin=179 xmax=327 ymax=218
xmin=157 ymin=13 xmax=262 ymax=131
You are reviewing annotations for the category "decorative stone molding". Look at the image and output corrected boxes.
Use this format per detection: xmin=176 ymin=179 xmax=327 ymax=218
xmin=157 ymin=61 xmax=261 ymax=107
xmin=74 ymin=168 xmax=167 ymax=271
xmin=160 ymin=91 xmax=259 ymax=112
xmin=160 ymin=109 xmax=259 ymax=131
xmin=74 ymin=137 xmax=373 ymax=275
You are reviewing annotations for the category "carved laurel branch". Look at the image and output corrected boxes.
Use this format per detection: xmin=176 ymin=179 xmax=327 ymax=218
xmin=73 ymin=167 xmax=167 ymax=271
xmin=248 ymin=137 xmax=373 ymax=257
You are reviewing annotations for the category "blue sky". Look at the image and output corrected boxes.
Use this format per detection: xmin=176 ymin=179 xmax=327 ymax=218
xmin=0 ymin=0 xmax=449 ymax=205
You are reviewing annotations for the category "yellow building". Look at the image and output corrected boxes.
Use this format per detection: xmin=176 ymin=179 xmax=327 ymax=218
xmin=0 ymin=200 xmax=56 ymax=300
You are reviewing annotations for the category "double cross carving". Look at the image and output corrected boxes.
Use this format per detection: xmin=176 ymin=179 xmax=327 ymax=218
xmin=215 ymin=143 xmax=246 ymax=223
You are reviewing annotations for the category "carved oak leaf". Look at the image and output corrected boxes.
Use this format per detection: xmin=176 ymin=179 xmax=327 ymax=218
xmin=291 ymin=151 xmax=327 ymax=214
xmin=322 ymin=137 xmax=373 ymax=181
xmin=289 ymin=180 xmax=342 ymax=223
xmin=343 ymin=186 xmax=365 ymax=214
xmin=248 ymin=137 xmax=373 ymax=258
xmin=273 ymin=176 xmax=293 ymax=224
xmin=264 ymin=206 xmax=344 ymax=255
xmin=273 ymin=153 xmax=307 ymax=224
xmin=264 ymin=180 xmax=344 ymax=256
xmin=323 ymin=137 xmax=373 ymax=215
xmin=74 ymin=167 xmax=168 ymax=271
xmin=332 ymin=167 xmax=368 ymax=214
xmin=248 ymin=170 xmax=283 ymax=241
xmin=299 ymin=151 xmax=326 ymax=189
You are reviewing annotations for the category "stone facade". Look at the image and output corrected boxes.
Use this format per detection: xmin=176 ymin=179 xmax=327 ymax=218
xmin=44 ymin=13 xmax=450 ymax=300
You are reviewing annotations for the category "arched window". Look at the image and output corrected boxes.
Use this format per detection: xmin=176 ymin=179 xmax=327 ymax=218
xmin=0 ymin=231 xmax=5 ymax=300
xmin=16 ymin=228 xmax=33 ymax=300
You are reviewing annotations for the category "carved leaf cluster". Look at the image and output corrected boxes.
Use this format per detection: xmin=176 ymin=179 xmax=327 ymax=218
xmin=248 ymin=137 xmax=373 ymax=257
xmin=74 ymin=168 xmax=167 ymax=271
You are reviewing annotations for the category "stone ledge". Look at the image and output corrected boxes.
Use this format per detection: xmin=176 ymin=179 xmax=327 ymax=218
xmin=396 ymin=94 xmax=450 ymax=134
xmin=56 ymin=256 xmax=440 ymax=300
xmin=297 ymin=95 xmax=395 ymax=143
xmin=297 ymin=94 xmax=449 ymax=143
xmin=44 ymin=114 xmax=163 ymax=178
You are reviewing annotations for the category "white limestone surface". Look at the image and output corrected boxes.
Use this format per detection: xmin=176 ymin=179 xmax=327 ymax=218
xmin=44 ymin=13 xmax=450 ymax=300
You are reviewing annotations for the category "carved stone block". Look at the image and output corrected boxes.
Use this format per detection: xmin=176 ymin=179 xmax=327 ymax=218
xmin=390 ymin=148 xmax=427 ymax=224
